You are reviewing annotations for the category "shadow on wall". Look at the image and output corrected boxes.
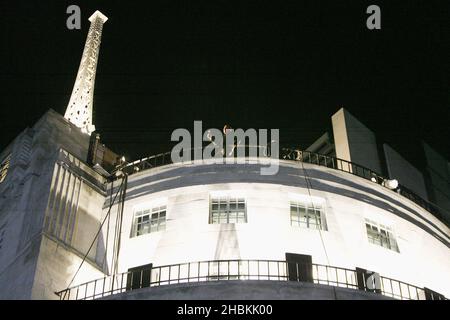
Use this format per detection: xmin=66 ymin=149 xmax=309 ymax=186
xmin=214 ymin=223 xmax=241 ymax=260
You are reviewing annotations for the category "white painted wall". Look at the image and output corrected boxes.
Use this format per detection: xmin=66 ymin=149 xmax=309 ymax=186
xmin=0 ymin=110 xmax=107 ymax=299
xmin=332 ymin=108 xmax=382 ymax=173
xmin=99 ymin=160 xmax=450 ymax=297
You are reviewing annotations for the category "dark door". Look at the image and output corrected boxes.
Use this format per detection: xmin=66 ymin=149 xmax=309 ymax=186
xmin=126 ymin=263 xmax=153 ymax=291
xmin=285 ymin=253 xmax=313 ymax=282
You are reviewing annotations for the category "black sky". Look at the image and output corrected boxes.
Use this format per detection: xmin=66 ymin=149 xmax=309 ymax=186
xmin=1 ymin=0 xmax=449 ymax=172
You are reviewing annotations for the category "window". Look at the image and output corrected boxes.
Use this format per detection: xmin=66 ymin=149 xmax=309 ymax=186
xmin=0 ymin=154 xmax=11 ymax=183
xmin=365 ymin=219 xmax=399 ymax=252
xmin=131 ymin=206 xmax=166 ymax=237
xmin=210 ymin=196 xmax=246 ymax=224
xmin=290 ymin=201 xmax=326 ymax=230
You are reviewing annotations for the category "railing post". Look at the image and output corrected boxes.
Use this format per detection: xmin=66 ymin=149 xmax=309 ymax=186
xmin=102 ymin=276 xmax=106 ymax=297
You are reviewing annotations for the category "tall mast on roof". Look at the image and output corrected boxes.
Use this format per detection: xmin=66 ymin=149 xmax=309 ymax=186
xmin=64 ymin=10 xmax=108 ymax=135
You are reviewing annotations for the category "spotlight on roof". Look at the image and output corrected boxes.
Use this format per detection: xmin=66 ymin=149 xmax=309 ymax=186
xmin=383 ymin=179 xmax=399 ymax=190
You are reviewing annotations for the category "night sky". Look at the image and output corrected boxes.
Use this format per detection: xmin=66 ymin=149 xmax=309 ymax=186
xmin=1 ymin=0 xmax=449 ymax=172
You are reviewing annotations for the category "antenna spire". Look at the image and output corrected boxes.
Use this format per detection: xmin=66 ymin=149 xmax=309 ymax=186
xmin=64 ymin=10 xmax=108 ymax=135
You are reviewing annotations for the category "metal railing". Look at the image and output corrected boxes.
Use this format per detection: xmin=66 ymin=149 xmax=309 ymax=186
xmin=282 ymin=149 xmax=449 ymax=226
xmin=114 ymin=147 xmax=449 ymax=226
xmin=55 ymin=259 xmax=437 ymax=300
xmin=379 ymin=275 xmax=426 ymax=300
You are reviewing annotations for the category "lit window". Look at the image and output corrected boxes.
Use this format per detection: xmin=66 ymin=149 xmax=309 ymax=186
xmin=0 ymin=154 xmax=11 ymax=183
xmin=210 ymin=196 xmax=246 ymax=224
xmin=131 ymin=206 xmax=166 ymax=237
xmin=290 ymin=201 xmax=326 ymax=230
xmin=365 ymin=219 xmax=399 ymax=252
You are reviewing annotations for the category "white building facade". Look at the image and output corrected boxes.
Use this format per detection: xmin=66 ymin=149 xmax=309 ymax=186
xmin=77 ymin=157 xmax=448 ymax=300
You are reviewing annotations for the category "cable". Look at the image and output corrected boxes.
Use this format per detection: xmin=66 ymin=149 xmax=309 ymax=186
xmin=299 ymin=152 xmax=338 ymax=298
xmin=299 ymin=151 xmax=331 ymax=266
xmin=102 ymin=179 xmax=114 ymax=271
xmin=116 ymin=175 xmax=127 ymax=273
xmin=111 ymin=174 xmax=128 ymax=276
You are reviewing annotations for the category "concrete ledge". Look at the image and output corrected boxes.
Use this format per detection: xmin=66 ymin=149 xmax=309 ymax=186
xmin=101 ymin=280 xmax=393 ymax=300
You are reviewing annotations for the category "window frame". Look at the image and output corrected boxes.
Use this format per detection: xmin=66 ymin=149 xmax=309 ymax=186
xmin=290 ymin=200 xmax=327 ymax=231
xmin=131 ymin=205 xmax=167 ymax=238
xmin=365 ymin=219 xmax=399 ymax=252
xmin=209 ymin=196 xmax=247 ymax=224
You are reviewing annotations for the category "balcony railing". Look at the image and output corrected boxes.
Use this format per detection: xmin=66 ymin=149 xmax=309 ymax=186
xmin=114 ymin=146 xmax=449 ymax=227
xmin=55 ymin=259 xmax=444 ymax=300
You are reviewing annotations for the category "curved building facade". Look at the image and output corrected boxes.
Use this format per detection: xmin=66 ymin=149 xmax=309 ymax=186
xmin=56 ymin=156 xmax=449 ymax=300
